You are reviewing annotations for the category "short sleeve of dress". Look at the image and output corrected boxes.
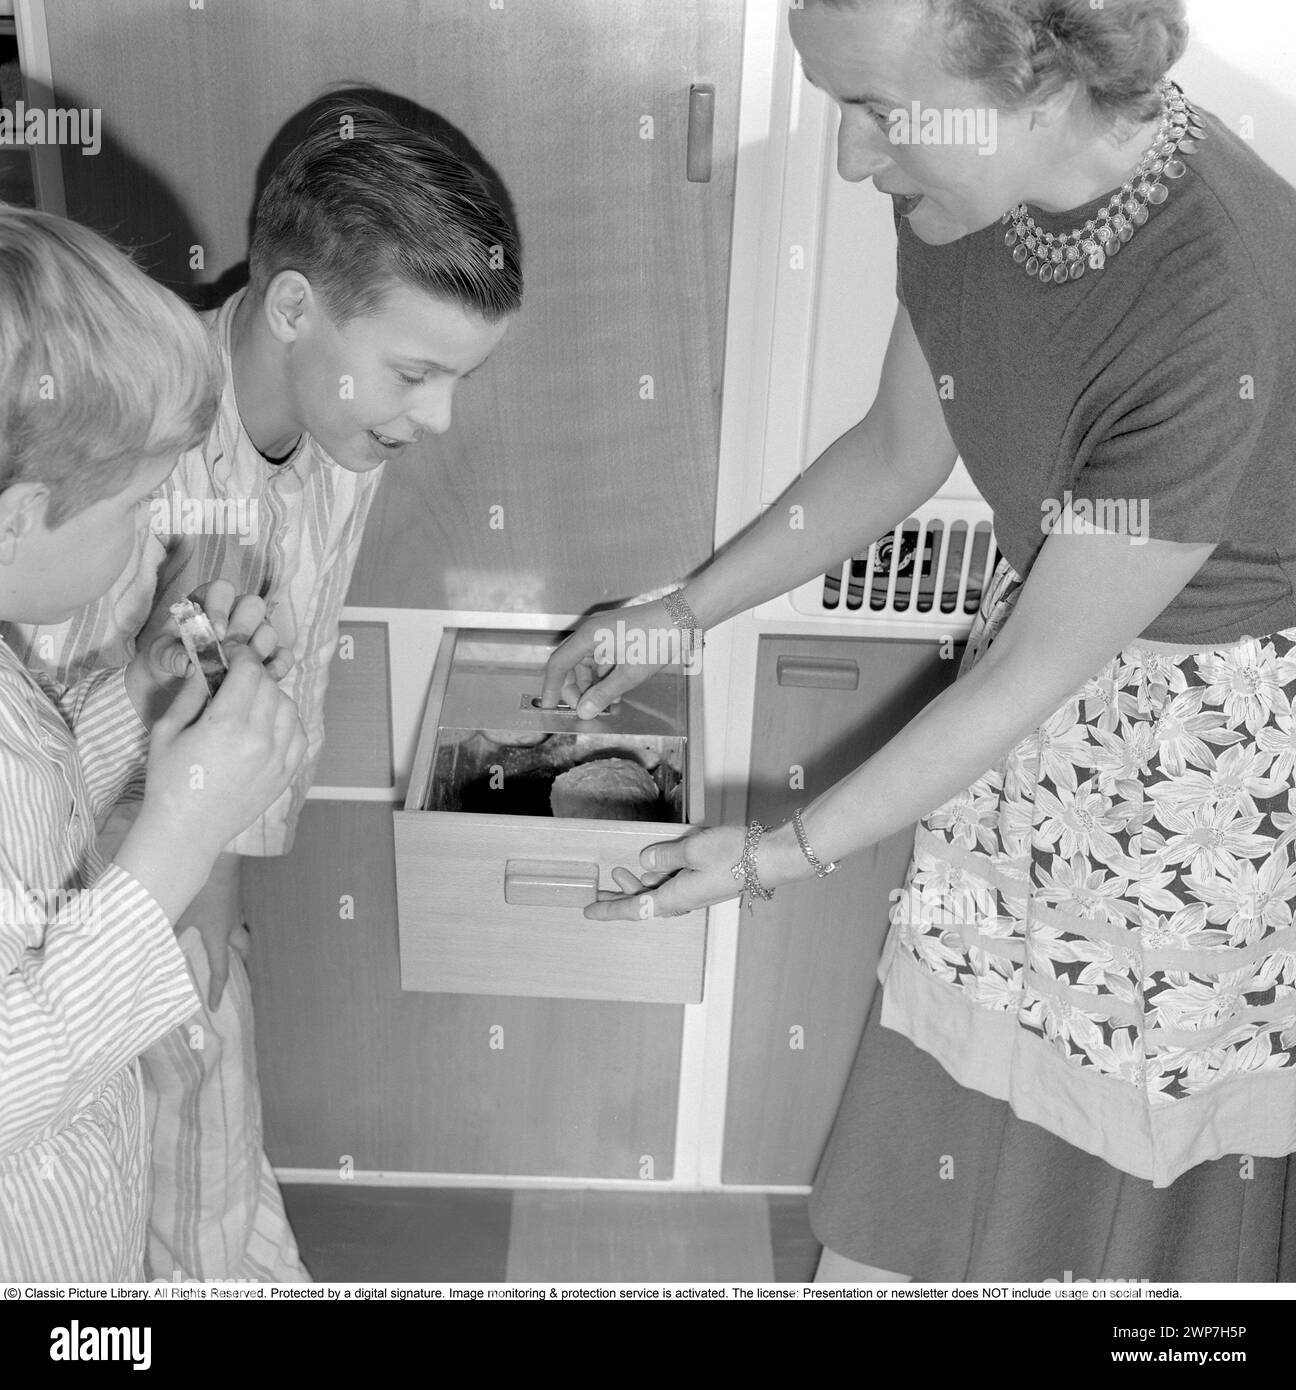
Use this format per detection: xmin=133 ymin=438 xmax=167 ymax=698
xmin=1069 ymin=274 xmax=1272 ymax=545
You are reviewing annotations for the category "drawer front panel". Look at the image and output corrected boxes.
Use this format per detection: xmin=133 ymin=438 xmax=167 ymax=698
xmin=394 ymin=813 xmax=706 ymax=1003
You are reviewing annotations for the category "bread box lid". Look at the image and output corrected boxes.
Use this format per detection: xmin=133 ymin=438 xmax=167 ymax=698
xmin=435 ymin=628 xmax=689 ymax=739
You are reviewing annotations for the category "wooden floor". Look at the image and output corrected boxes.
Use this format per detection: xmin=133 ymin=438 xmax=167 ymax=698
xmin=282 ymin=1185 xmax=821 ymax=1283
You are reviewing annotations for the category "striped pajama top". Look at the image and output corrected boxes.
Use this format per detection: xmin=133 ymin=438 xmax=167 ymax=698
xmin=4 ymin=288 xmax=385 ymax=856
xmin=0 ymin=644 xmax=197 ymax=1279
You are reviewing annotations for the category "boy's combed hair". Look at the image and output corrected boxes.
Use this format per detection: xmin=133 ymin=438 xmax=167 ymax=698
xmin=0 ymin=206 xmax=220 ymax=526
xmin=248 ymin=97 xmax=523 ymax=325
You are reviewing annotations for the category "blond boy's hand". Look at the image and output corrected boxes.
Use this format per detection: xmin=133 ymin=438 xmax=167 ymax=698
xmin=126 ymin=579 xmax=294 ymax=724
xmin=185 ymin=578 xmax=294 ymax=681
xmin=141 ymin=645 xmax=307 ymax=859
xmin=115 ymin=645 xmax=307 ymax=927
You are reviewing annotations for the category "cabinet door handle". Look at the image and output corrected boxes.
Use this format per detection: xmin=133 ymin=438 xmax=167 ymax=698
xmin=776 ymin=656 xmax=860 ymax=690
xmin=504 ymin=859 xmax=600 ymax=908
xmin=686 ymin=84 xmax=715 ymax=183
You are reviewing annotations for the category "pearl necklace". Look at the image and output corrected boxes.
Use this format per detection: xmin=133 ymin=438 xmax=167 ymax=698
xmin=1002 ymin=78 xmax=1206 ymax=286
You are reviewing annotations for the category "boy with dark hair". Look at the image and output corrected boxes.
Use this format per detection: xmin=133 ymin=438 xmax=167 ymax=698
xmin=9 ymin=94 xmax=522 ymax=1280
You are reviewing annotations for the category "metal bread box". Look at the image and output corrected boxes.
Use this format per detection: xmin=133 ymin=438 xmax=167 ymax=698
xmin=393 ymin=628 xmax=707 ymax=1002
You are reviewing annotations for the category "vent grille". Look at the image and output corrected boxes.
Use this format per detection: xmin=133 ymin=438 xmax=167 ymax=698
xmin=787 ymin=506 xmax=1000 ymax=630
xmin=822 ymin=517 xmax=998 ymax=614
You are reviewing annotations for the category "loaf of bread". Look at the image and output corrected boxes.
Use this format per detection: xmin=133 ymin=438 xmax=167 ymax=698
xmin=549 ymin=757 xmax=660 ymax=821
xmin=571 ymin=733 xmax=662 ymax=770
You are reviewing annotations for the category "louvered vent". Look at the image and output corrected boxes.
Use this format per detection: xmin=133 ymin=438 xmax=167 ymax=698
xmin=786 ymin=501 xmax=1000 ymax=632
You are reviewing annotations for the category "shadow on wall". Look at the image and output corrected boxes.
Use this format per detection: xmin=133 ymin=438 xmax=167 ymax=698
xmin=41 ymin=79 xmax=203 ymax=300
xmin=48 ymin=74 xmax=514 ymax=311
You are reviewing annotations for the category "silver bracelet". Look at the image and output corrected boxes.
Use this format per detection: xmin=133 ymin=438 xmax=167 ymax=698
xmin=662 ymin=587 xmax=703 ymax=660
xmin=730 ymin=819 xmax=775 ymax=912
xmin=793 ymin=808 xmax=837 ymax=878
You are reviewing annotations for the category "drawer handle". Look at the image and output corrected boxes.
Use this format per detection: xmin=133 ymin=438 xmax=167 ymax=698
xmin=686 ymin=83 xmax=715 ymax=183
xmin=522 ymin=695 xmax=613 ymax=717
xmin=504 ymin=859 xmax=601 ymax=908
xmin=776 ymin=656 xmax=860 ymax=690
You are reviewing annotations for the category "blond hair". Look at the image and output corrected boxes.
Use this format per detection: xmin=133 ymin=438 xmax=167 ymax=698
xmin=0 ymin=206 xmax=220 ymax=525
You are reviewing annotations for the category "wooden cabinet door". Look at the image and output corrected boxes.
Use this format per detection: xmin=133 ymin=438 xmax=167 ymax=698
xmin=39 ymin=0 xmax=742 ymax=614
xmin=722 ymin=635 xmax=963 ymax=1185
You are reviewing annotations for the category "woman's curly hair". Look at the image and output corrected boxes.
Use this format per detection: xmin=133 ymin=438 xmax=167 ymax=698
xmin=816 ymin=0 xmax=1189 ymax=127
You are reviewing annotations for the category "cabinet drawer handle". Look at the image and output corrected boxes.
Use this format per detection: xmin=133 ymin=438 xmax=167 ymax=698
xmin=522 ymin=695 xmax=612 ymax=717
xmin=776 ymin=656 xmax=860 ymax=690
xmin=504 ymin=859 xmax=600 ymax=908
xmin=686 ymin=83 xmax=715 ymax=183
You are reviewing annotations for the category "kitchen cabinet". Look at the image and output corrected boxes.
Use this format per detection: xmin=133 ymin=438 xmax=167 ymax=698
xmin=32 ymin=0 xmax=742 ymax=1179
xmin=722 ymin=634 xmax=964 ymax=1185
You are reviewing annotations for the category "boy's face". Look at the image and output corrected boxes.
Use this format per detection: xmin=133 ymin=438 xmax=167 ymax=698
xmin=0 ymin=455 xmax=175 ymax=623
xmin=283 ymin=281 xmax=510 ymax=473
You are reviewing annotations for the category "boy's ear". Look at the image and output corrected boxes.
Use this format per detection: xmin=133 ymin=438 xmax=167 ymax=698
xmin=0 ymin=481 xmax=52 ymax=564
xmin=262 ymin=270 xmax=313 ymax=344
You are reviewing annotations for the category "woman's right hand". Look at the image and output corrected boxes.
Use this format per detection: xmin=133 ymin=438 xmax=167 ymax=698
xmin=539 ymin=599 xmax=679 ymax=718
xmin=139 ymin=642 xmax=307 ymax=855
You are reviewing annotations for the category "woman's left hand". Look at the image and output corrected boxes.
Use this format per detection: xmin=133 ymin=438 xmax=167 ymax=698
xmin=584 ymin=825 xmax=753 ymax=920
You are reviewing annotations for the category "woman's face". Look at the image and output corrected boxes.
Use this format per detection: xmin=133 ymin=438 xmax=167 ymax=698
xmin=789 ymin=0 xmax=1055 ymax=244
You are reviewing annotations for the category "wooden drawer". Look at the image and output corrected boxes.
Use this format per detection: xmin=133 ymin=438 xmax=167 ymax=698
xmin=394 ymin=628 xmax=706 ymax=1003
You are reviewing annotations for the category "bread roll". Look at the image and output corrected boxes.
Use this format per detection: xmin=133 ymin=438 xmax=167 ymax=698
xmin=549 ymin=757 xmax=660 ymax=821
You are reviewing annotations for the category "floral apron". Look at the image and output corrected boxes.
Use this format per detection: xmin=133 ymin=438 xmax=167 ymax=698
xmin=879 ymin=557 xmax=1296 ymax=1186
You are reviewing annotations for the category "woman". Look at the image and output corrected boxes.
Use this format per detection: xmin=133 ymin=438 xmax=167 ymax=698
xmin=541 ymin=0 xmax=1296 ymax=1281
